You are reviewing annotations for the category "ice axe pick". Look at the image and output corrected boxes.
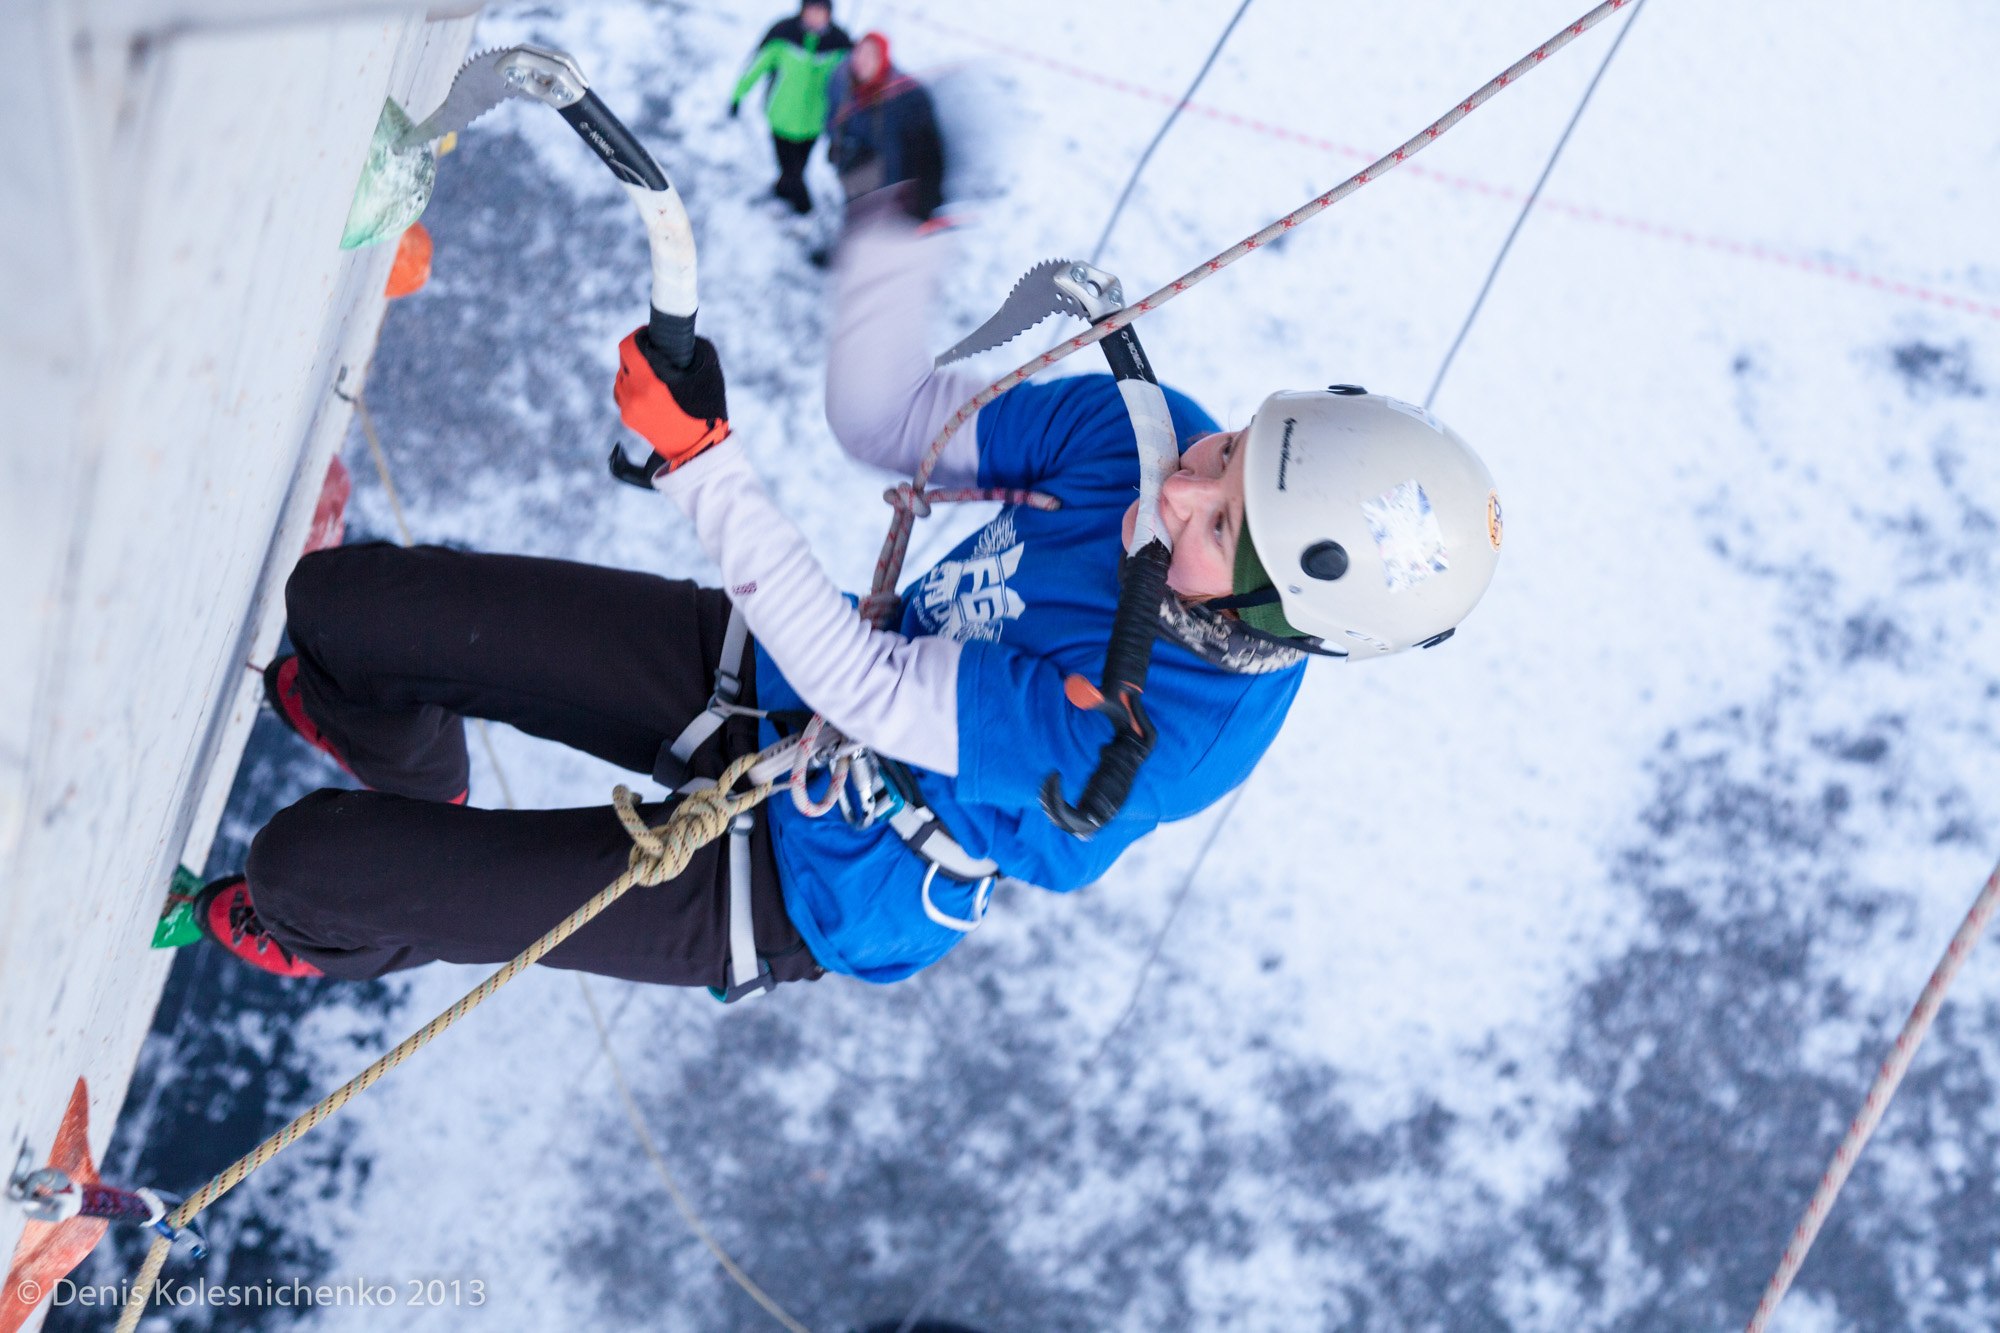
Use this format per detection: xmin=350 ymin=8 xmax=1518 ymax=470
xmin=387 ymin=43 xmax=703 ymax=482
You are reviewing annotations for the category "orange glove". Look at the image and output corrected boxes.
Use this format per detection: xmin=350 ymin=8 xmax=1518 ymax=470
xmin=614 ymin=329 xmax=731 ymax=476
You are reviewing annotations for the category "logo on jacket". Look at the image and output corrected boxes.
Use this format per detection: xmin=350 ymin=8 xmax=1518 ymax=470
xmin=916 ymin=511 xmax=1027 ymax=642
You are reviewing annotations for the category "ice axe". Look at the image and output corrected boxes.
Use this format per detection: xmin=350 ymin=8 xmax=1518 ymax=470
xmin=354 ymin=44 xmax=703 ymax=411
xmin=938 ymin=260 xmax=1181 ymax=837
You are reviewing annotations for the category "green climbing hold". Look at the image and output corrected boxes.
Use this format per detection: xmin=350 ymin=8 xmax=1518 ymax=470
xmin=150 ymin=865 xmax=206 ymax=949
xmin=340 ymin=98 xmax=437 ymax=251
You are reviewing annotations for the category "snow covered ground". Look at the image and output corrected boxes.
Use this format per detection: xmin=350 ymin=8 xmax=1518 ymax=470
xmin=62 ymin=1 xmax=2000 ymax=1329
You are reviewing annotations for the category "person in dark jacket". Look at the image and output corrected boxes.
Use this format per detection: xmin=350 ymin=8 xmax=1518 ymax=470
xmin=731 ymin=1 xmax=852 ymax=214
xmin=826 ymin=31 xmax=946 ymax=225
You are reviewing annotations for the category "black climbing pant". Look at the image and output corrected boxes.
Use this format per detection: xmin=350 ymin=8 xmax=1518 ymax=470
xmin=245 ymin=543 xmax=821 ymax=990
xmin=772 ymin=132 xmax=815 ymax=213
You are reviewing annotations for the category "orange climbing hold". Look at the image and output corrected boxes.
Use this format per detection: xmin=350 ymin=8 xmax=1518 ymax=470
xmin=385 ymin=221 xmax=433 ymax=299
xmin=2 ymin=1080 xmax=109 ymax=1333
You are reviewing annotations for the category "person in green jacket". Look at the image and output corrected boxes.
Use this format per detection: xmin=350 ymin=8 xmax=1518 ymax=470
xmin=730 ymin=1 xmax=853 ymax=214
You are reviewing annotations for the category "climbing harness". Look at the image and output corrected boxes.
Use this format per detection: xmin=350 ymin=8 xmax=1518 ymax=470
xmin=652 ymin=604 xmax=757 ymax=793
xmin=648 ymin=605 xmax=779 ymax=1001
xmin=720 ymin=809 xmax=771 ymax=1002
xmin=106 ymin=7 xmax=1647 ymax=1328
xmin=862 ymin=752 xmax=1003 ymax=931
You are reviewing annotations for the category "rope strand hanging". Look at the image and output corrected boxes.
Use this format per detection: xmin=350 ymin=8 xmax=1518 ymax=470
xmin=860 ymin=0 xmax=1637 ymax=624
xmin=1744 ymin=860 xmax=2000 ymax=1332
xmin=114 ymin=756 xmax=778 ymax=1333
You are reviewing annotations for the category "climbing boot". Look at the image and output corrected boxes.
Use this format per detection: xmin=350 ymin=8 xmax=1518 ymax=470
xmin=194 ymin=877 xmax=324 ymax=979
xmin=263 ymin=655 xmax=358 ymax=778
xmin=263 ymin=654 xmax=467 ymax=803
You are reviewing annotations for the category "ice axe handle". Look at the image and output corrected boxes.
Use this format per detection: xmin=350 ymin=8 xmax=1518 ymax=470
xmin=1039 ymin=540 xmax=1169 ymax=838
xmin=648 ymin=306 xmax=696 ymax=372
xmin=557 ymin=90 xmax=669 ymax=192
xmin=562 ymin=89 xmax=694 ymax=367
xmin=555 ymin=86 xmax=694 ymax=367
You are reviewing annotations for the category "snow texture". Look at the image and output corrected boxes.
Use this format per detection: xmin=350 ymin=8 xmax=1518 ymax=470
xmin=63 ymin=1 xmax=2000 ymax=1330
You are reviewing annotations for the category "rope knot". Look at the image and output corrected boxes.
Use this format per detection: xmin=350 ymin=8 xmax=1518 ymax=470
xmin=883 ymin=481 xmax=932 ymax=519
xmin=859 ymin=590 xmax=903 ymax=627
xmin=612 ymin=753 xmax=773 ymax=886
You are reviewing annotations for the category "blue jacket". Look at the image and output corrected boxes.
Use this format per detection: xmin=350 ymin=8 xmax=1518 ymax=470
xmin=757 ymin=374 xmax=1306 ymax=982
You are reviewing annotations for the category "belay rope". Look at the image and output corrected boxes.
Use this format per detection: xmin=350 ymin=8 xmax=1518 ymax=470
xmin=113 ymin=756 xmax=777 ymax=1333
xmin=114 ymin=5 xmax=1642 ymax=1327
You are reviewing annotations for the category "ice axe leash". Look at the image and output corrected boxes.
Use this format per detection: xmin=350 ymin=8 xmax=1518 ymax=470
xmin=1007 ymin=264 xmax=1176 ymax=838
xmin=938 ymin=261 xmax=1179 ymax=836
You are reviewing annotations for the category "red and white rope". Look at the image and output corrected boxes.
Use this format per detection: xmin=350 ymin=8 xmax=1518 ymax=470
xmin=1745 ymin=861 xmax=2000 ymax=1331
xmin=813 ymin=0 xmax=1636 ymax=807
xmin=787 ymin=481 xmax=1057 ymax=813
xmin=859 ymin=0 xmax=1635 ymax=620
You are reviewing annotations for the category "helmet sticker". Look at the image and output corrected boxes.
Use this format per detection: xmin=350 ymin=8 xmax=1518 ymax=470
xmin=1362 ymin=479 xmax=1450 ymax=592
xmin=1486 ymin=491 xmax=1504 ymax=551
xmin=1378 ymin=395 xmax=1445 ymax=434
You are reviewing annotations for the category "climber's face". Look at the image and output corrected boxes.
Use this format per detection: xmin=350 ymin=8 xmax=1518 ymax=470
xmin=1120 ymin=428 xmax=1249 ymax=599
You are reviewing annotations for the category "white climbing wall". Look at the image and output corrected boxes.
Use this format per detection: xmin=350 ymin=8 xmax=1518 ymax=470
xmin=0 ymin=0 xmax=476 ymax=1287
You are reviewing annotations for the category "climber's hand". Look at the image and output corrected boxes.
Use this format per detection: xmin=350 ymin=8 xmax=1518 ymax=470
xmin=615 ymin=330 xmax=731 ymax=476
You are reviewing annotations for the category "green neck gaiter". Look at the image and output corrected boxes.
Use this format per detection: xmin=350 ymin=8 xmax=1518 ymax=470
xmin=1230 ymin=528 xmax=1309 ymax=639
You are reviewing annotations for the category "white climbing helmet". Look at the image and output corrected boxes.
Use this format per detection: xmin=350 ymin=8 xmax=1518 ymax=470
xmin=1235 ymin=385 xmax=1502 ymax=657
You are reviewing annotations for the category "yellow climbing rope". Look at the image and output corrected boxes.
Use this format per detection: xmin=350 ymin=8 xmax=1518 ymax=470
xmin=114 ymin=755 xmax=776 ymax=1333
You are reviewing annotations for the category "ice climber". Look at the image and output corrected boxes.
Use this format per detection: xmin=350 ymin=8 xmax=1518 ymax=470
xmin=729 ymin=0 xmax=851 ymax=215
xmin=193 ymin=198 xmax=1504 ymax=996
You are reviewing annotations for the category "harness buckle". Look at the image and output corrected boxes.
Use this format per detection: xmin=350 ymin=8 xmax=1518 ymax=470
xmin=706 ymin=962 xmax=776 ymax=1005
xmin=920 ymin=862 xmax=995 ymax=933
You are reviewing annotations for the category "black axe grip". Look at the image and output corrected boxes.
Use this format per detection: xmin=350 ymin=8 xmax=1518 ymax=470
xmin=557 ymin=90 xmax=669 ymax=191
xmin=1040 ymin=539 xmax=1170 ymax=837
xmin=1101 ymin=539 xmax=1170 ymax=691
xmin=648 ymin=307 xmax=697 ymax=372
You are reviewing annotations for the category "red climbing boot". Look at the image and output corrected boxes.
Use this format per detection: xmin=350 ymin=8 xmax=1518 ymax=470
xmin=262 ymin=654 xmax=467 ymax=803
xmin=194 ymin=877 xmax=324 ymax=979
xmin=263 ymin=655 xmax=357 ymax=778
